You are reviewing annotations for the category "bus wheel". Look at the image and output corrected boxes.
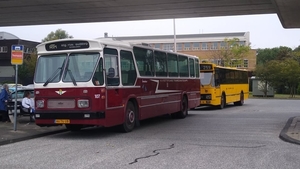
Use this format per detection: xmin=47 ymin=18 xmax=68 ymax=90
xmin=177 ymin=96 xmax=188 ymax=119
xmin=121 ymin=101 xmax=136 ymax=132
xmin=234 ymin=92 xmax=244 ymax=106
xmin=65 ymin=124 xmax=82 ymax=131
xmin=219 ymin=94 xmax=226 ymax=109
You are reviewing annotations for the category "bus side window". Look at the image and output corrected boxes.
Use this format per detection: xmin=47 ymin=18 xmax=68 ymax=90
xmin=104 ymin=48 xmax=120 ymax=86
xmin=121 ymin=50 xmax=137 ymax=86
xmin=93 ymin=58 xmax=104 ymax=86
xmin=215 ymin=68 xmax=220 ymax=86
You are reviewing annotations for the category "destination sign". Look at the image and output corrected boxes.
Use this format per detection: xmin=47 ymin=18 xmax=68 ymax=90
xmin=200 ymin=64 xmax=213 ymax=70
xmin=45 ymin=41 xmax=89 ymax=51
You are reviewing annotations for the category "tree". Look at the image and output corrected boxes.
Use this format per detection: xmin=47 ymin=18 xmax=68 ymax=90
xmin=256 ymin=46 xmax=293 ymax=65
xmin=210 ymin=38 xmax=251 ymax=67
xmin=18 ymin=29 xmax=73 ymax=84
xmin=255 ymin=58 xmax=300 ymax=97
xmin=18 ymin=52 xmax=37 ymax=85
xmin=41 ymin=29 xmax=73 ymax=42
xmin=254 ymin=63 xmax=275 ymax=97
xmin=256 ymin=48 xmax=279 ymax=65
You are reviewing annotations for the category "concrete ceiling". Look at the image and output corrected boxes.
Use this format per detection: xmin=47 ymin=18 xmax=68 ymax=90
xmin=0 ymin=0 xmax=299 ymax=28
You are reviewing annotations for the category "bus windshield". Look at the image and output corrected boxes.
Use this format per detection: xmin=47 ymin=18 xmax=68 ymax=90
xmin=63 ymin=53 xmax=100 ymax=83
xmin=200 ymin=72 xmax=213 ymax=85
xmin=35 ymin=53 xmax=100 ymax=84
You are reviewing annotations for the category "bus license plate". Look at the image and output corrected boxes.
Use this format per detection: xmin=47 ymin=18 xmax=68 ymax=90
xmin=55 ymin=119 xmax=70 ymax=124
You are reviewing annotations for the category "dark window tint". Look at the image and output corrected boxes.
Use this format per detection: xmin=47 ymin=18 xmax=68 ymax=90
xmin=133 ymin=47 xmax=154 ymax=76
xmin=167 ymin=53 xmax=178 ymax=77
xmin=121 ymin=50 xmax=137 ymax=86
xmin=178 ymin=55 xmax=189 ymax=77
xmin=215 ymin=67 xmax=248 ymax=84
xmin=154 ymin=51 xmax=167 ymax=77
xmin=189 ymin=58 xmax=195 ymax=77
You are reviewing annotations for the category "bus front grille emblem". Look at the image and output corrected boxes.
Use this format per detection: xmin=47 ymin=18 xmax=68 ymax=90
xmin=55 ymin=89 xmax=66 ymax=95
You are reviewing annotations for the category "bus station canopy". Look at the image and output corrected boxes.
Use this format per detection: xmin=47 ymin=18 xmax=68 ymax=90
xmin=0 ymin=0 xmax=299 ymax=28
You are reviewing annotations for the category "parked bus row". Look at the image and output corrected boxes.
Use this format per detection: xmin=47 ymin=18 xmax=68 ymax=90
xmin=33 ymin=38 xmax=249 ymax=132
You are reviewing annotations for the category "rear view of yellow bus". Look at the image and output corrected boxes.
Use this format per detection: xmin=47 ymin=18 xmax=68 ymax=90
xmin=200 ymin=63 xmax=249 ymax=109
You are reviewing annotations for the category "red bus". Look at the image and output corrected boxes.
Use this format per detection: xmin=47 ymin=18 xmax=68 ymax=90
xmin=34 ymin=39 xmax=200 ymax=132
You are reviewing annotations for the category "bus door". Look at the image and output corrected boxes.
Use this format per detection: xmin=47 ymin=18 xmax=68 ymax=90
xmin=103 ymin=48 xmax=123 ymax=115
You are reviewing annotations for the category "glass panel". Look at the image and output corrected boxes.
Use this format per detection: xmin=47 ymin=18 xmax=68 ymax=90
xmin=243 ymin=59 xmax=248 ymax=67
xmin=200 ymin=72 xmax=213 ymax=85
xmin=35 ymin=54 xmax=67 ymax=83
xmin=167 ymin=53 xmax=178 ymax=77
xmin=63 ymin=53 xmax=100 ymax=82
xmin=195 ymin=59 xmax=200 ymax=78
xmin=176 ymin=43 xmax=182 ymax=51
xmin=202 ymin=43 xmax=208 ymax=50
xmin=154 ymin=51 xmax=167 ymax=77
xmin=189 ymin=58 xmax=195 ymax=77
xmin=92 ymin=58 xmax=104 ymax=86
xmin=133 ymin=47 xmax=154 ymax=76
xmin=163 ymin=43 xmax=174 ymax=51
xmin=178 ymin=55 xmax=189 ymax=77
xmin=104 ymin=48 xmax=120 ymax=86
xmin=154 ymin=44 xmax=160 ymax=49
xmin=121 ymin=50 xmax=137 ymax=86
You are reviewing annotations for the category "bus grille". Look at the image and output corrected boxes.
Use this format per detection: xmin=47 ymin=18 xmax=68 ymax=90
xmin=201 ymin=94 xmax=212 ymax=100
xmin=47 ymin=99 xmax=75 ymax=109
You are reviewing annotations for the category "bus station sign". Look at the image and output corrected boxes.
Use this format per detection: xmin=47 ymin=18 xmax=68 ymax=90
xmin=11 ymin=45 xmax=24 ymax=65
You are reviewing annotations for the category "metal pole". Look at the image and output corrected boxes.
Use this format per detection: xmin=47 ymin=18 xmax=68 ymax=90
xmin=173 ymin=19 xmax=177 ymax=52
xmin=13 ymin=65 xmax=18 ymax=131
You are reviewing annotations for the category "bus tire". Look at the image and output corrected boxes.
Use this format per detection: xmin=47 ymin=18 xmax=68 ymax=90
xmin=234 ymin=92 xmax=244 ymax=106
xmin=121 ymin=101 xmax=136 ymax=133
xmin=219 ymin=93 xmax=226 ymax=109
xmin=65 ymin=124 xmax=82 ymax=131
xmin=177 ymin=96 xmax=188 ymax=119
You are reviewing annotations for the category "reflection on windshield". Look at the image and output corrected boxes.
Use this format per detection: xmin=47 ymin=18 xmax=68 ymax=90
xmin=200 ymin=72 xmax=213 ymax=85
xmin=63 ymin=53 xmax=100 ymax=82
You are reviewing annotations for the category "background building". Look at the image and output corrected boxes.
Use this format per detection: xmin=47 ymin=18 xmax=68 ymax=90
xmin=0 ymin=32 xmax=39 ymax=83
xmin=105 ymin=32 xmax=256 ymax=71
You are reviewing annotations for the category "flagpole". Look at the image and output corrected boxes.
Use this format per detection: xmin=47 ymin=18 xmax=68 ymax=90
xmin=173 ymin=19 xmax=177 ymax=52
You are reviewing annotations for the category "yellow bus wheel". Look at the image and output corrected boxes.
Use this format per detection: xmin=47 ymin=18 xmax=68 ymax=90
xmin=234 ymin=92 xmax=244 ymax=106
xmin=219 ymin=93 xmax=226 ymax=109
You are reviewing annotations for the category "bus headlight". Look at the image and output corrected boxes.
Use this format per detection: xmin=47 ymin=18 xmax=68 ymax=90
xmin=36 ymin=100 xmax=45 ymax=108
xmin=78 ymin=100 xmax=89 ymax=108
xmin=205 ymin=95 xmax=212 ymax=100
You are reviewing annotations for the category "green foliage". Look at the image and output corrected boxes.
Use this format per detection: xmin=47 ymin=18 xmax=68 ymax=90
xmin=211 ymin=38 xmax=251 ymax=67
xmin=18 ymin=52 xmax=37 ymax=84
xmin=41 ymin=29 xmax=73 ymax=42
xmin=256 ymin=46 xmax=293 ymax=65
xmin=255 ymin=46 xmax=300 ymax=97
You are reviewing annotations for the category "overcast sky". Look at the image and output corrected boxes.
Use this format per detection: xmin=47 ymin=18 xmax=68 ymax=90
xmin=1 ymin=14 xmax=300 ymax=49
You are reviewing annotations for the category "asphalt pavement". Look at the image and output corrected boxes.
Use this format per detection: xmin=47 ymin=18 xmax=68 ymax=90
xmin=0 ymin=114 xmax=299 ymax=146
xmin=0 ymin=115 xmax=67 ymax=146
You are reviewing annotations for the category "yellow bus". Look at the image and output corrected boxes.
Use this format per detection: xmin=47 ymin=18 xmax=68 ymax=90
xmin=200 ymin=63 xmax=249 ymax=109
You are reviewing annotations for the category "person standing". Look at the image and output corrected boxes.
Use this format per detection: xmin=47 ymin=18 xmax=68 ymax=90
xmin=0 ymin=84 xmax=10 ymax=122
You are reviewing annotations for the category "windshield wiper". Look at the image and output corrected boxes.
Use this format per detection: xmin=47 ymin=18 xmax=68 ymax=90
xmin=43 ymin=59 xmax=66 ymax=87
xmin=66 ymin=69 xmax=77 ymax=86
xmin=43 ymin=67 xmax=63 ymax=87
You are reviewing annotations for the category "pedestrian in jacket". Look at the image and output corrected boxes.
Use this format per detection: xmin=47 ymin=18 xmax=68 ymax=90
xmin=0 ymin=84 xmax=10 ymax=122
